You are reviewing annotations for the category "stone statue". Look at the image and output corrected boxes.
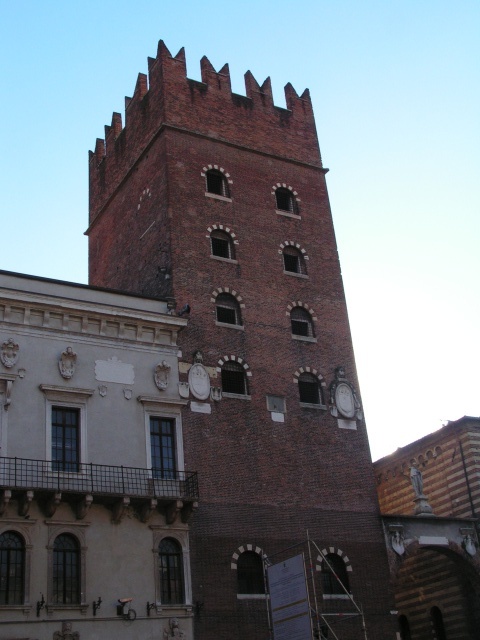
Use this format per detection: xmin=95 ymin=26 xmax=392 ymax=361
xmin=164 ymin=617 xmax=186 ymax=640
xmin=53 ymin=621 xmax=79 ymax=640
xmin=390 ymin=530 xmax=405 ymax=556
xmin=410 ymin=465 xmax=424 ymax=497
xmin=463 ymin=533 xmax=477 ymax=557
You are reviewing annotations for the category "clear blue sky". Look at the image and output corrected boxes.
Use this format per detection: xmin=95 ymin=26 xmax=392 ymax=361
xmin=1 ymin=1 xmax=479 ymax=459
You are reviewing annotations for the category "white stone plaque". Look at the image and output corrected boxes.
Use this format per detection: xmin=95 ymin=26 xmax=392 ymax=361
xmin=95 ymin=357 xmax=135 ymax=384
xmin=190 ymin=401 xmax=211 ymax=414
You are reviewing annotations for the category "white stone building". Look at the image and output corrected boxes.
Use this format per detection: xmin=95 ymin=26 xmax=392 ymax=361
xmin=0 ymin=270 xmax=196 ymax=640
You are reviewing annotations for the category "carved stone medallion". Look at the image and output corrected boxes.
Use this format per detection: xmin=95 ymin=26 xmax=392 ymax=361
xmin=329 ymin=366 xmax=362 ymax=420
xmin=154 ymin=360 xmax=171 ymax=390
xmin=188 ymin=353 xmax=211 ymax=401
xmin=59 ymin=347 xmax=77 ymax=379
xmin=1 ymin=338 xmax=19 ymax=368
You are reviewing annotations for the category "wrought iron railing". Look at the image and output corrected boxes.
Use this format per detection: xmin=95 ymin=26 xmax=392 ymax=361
xmin=0 ymin=457 xmax=199 ymax=501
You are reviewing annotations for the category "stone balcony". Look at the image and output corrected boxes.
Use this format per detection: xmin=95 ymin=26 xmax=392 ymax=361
xmin=0 ymin=456 xmax=198 ymax=523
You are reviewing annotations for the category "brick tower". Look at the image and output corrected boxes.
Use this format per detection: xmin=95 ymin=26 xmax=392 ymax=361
xmin=87 ymin=41 xmax=395 ymax=639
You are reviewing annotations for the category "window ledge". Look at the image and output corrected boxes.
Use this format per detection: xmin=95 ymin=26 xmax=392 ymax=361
xmin=299 ymin=402 xmax=327 ymax=410
xmin=283 ymin=270 xmax=308 ymax=279
xmin=47 ymin=603 xmax=89 ymax=614
xmin=205 ymin=192 xmax=232 ymax=203
xmin=222 ymin=392 xmax=251 ymax=400
xmin=210 ymin=255 xmax=238 ymax=264
xmin=215 ymin=321 xmax=244 ymax=331
xmin=323 ymin=594 xmax=351 ymax=600
xmin=237 ymin=593 xmax=267 ymax=600
xmin=276 ymin=209 xmax=301 ymax=220
xmin=0 ymin=604 xmax=32 ymax=613
xmin=292 ymin=335 xmax=317 ymax=343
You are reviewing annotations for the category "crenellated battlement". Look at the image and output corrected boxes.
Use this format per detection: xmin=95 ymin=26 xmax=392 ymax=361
xmin=88 ymin=40 xmax=321 ymax=223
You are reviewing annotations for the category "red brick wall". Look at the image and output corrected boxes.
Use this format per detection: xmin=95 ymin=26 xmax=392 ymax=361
xmin=88 ymin=41 xmax=396 ymax=639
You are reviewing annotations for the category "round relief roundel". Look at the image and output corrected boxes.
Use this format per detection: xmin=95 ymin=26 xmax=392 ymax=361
xmin=188 ymin=363 xmax=211 ymax=400
xmin=335 ymin=383 xmax=356 ymax=419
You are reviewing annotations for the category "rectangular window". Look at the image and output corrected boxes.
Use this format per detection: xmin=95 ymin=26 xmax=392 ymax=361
xmin=150 ymin=417 xmax=176 ymax=479
xmin=52 ymin=407 xmax=80 ymax=472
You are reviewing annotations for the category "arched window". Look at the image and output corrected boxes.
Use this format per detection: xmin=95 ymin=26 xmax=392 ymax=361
xmin=237 ymin=552 xmax=265 ymax=595
xmin=159 ymin=538 xmax=184 ymax=604
xmin=275 ymin=188 xmax=297 ymax=214
xmin=430 ymin=606 xmax=447 ymax=640
xmin=0 ymin=531 xmax=24 ymax=605
xmin=221 ymin=361 xmax=248 ymax=396
xmin=298 ymin=372 xmax=323 ymax=405
xmin=322 ymin=553 xmax=350 ymax=596
xmin=283 ymin=246 xmax=306 ymax=274
xmin=211 ymin=229 xmax=235 ymax=260
xmin=216 ymin=293 xmax=242 ymax=326
xmin=291 ymin=307 xmax=314 ymax=337
xmin=206 ymin=170 xmax=229 ymax=198
xmin=53 ymin=534 xmax=80 ymax=604
xmin=398 ymin=615 xmax=412 ymax=640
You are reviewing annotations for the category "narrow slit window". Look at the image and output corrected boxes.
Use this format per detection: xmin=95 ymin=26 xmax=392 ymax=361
xmin=0 ymin=531 xmax=24 ymax=605
xmin=52 ymin=407 xmax=80 ymax=472
xmin=237 ymin=552 xmax=265 ymax=595
xmin=322 ymin=554 xmax=350 ymax=595
xmin=159 ymin=538 xmax=184 ymax=604
xmin=53 ymin=534 xmax=80 ymax=605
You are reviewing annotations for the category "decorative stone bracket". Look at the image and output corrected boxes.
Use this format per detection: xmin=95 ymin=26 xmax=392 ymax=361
xmin=45 ymin=492 xmax=62 ymax=518
xmin=0 ymin=489 xmax=11 ymax=515
xmin=112 ymin=496 xmax=130 ymax=523
xmin=140 ymin=498 xmax=158 ymax=523
xmin=18 ymin=490 xmax=34 ymax=517
xmin=181 ymin=500 xmax=198 ymax=523
xmin=75 ymin=494 xmax=93 ymax=520
xmin=166 ymin=500 xmax=183 ymax=525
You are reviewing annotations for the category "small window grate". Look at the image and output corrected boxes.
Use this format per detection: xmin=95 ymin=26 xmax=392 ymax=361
xmin=206 ymin=171 xmax=229 ymax=197
xmin=217 ymin=306 xmax=237 ymax=325
xmin=291 ymin=307 xmax=314 ymax=337
xmin=276 ymin=188 xmax=296 ymax=213
xmin=212 ymin=237 xmax=230 ymax=258
xmin=211 ymin=230 xmax=234 ymax=259
xmin=283 ymin=247 xmax=306 ymax=274
xmin=298 ymin=374 xmax=321 ymax=404
xmin=291 ymin=320 xmax=309 ymax=336
xmin=222 ymin=362 xmax=247 ymax=395
xmin=216 ymin=293 xmax=242 ymax=326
